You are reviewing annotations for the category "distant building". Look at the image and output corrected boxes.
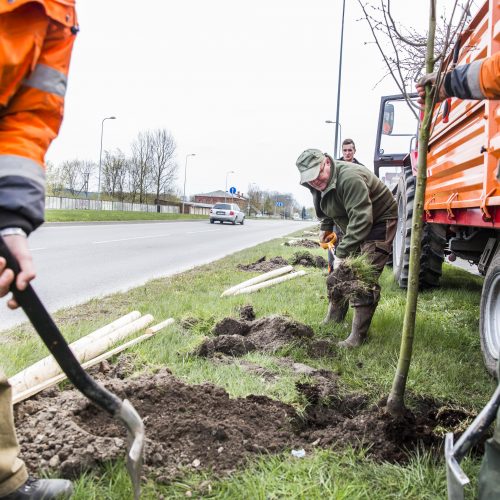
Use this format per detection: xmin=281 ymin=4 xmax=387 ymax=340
xmin=194 ymin=190 xmax=247 ymax=207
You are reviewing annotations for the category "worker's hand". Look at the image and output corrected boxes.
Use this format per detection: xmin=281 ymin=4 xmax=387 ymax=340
xmin=319 ymin=230 xmax=336 ymax=249
xmin=333 ymin=254 xmax=345 ymax=269
xmin=416 ymin=72 xmax=448 ymax=106
xmin=0 ymin=235 xmax=36 ymax=309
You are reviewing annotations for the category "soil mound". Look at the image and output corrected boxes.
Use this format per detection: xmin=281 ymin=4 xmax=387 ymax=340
xmin=15 ymin=370 xmax=478 ymax=483
xmin=238 ymin=305 xmax=255 ymax=321
xmin=237 ymin=256 xmax=289 ymax=272
xmin=195 ymin=315 xmax=314 ymax=357
xmin=290 ymin=251 xmax=327 ymax=269
xmin=284 ymin=239 xmax=318 ymax=249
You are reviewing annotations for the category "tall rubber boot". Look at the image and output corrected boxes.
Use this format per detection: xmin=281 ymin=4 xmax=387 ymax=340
xmin=322 ymin=300 xmax=348 ymax=324
xmin=338 ymin=304 xmax=376 ymax=348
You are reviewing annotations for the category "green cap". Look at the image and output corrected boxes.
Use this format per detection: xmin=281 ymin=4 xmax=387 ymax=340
xmin=296 ymin=149 xmax=325 ymax=184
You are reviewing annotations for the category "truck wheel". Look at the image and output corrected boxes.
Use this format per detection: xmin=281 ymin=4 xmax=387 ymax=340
xmin=480 ymin=245 xmax=500 ymax=377
xmin=393 ymin=167 xmax=446 ymax=288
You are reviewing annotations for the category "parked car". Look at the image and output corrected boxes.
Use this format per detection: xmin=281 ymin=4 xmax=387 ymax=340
xmin=209 ymin=203 xmax=245 ymax=225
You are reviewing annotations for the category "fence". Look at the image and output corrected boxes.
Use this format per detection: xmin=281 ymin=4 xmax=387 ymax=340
xmin=45 ymin=196 xmax=179 ymax=214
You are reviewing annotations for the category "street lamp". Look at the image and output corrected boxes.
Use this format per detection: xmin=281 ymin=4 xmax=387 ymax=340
xmin=334 ymin=0 xmax=346 ymax=161
xmin=225 ymin=170 xmax=235 ymax=203
xmin=182 ymin=153 xmax=196 ymax=215
xmin=325 ymin=120 xmax=342 ymax=158
xmin=97 ymin=116 xmax=116 ymax=203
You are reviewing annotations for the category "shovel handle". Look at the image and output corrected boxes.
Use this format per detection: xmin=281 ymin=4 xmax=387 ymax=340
xmin=0 ymin=235 xmax=121 ymax=415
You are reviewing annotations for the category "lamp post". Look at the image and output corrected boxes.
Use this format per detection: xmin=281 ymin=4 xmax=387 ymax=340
xmin=97 ymin=116 xmax=116 ymax=203
xmin=225 ymin=170 xmax=235 ymax=203
xmin=182 ymin=153 xmax=196 ymax=215
xmin=325 ymin=120 xmax=342 ymax=158
xmin=333 ymin=0 xmax=346 ymax=161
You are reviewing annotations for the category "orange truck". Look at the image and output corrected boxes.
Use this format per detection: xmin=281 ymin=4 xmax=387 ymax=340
xmin=374 ymin=0 xmax=500 ymax=376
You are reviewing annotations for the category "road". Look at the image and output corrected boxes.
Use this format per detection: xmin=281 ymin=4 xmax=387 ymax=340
xmin=0 ymin=219 xmax=309 ymax=332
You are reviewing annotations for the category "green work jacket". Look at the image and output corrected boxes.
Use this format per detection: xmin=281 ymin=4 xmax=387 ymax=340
xmin=305 ymin=156 xmax=397 ymax=258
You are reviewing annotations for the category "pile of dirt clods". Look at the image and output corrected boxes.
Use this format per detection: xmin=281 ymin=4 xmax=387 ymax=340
xmin=15 ymin=369 xmax=476 ymax=483
xmin=290 ymin=251 xmax=327 ymax=269
xmin=237 ymin=256 xmax=289 ymax=272
xmin=195 ymin=314 xmax=314 ymax=357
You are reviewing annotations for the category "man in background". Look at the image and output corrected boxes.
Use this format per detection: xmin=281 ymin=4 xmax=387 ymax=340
xmin=338 ymin=138 xmax=364 ymax=165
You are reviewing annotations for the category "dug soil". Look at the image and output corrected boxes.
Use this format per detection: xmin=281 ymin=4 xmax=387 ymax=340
xmin=237 ymin=256 xmax=289 ymax=272
xmin=15 ymin=368 xmax=476 ymax=483
xmin=290 ymin=251 xmax=327 ymax=269
xmin=284 ymin=238 xmax=319 ymax=249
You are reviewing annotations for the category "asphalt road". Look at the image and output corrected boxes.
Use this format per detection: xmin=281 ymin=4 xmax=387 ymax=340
xmin=0 ymin=219 xmax=310 ymax=332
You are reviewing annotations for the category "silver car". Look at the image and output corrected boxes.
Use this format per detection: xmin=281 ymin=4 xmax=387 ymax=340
xmin=209 ymin=203 xmax=245 ymax=225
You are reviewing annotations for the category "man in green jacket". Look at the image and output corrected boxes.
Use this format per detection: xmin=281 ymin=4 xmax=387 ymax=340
xmin=296 ymin=148 xmax=397 ymax=347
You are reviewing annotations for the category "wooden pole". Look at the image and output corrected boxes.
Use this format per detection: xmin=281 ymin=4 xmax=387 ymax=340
xmin=221 ymin=265 xmax=294 ymax=297
xmin=232 ymin=270 xmax=306 ymax=295
xmin=9 ymin=314 xmax=154 ymax=395
xmin=13 ymin=331 xmax=156 ymax=404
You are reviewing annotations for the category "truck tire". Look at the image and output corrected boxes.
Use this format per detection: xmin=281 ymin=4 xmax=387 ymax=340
xmin=393 ymin=167 xmax=446 ymax=288
xmin=480 ymin=245 xmax=500 ymax=377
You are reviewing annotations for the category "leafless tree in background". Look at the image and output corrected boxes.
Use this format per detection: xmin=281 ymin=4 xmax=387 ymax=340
xmin=102 ymin=149 xmax=128 ymax=200
xmin=129 ymin=132 xmax=153 ymax=204
xmin=45 ymin=161 xmax=65 ymax=196
xmin=76 ymin=160 xmax=96 ymax=198
xmin=149 ymin=128 xmax=178 ymax=206
xmin=59 ymin=159 xmax=82 ymax=196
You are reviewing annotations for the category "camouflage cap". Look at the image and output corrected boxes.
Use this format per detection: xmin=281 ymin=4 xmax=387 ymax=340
xmin=296 ymin=149 xmax=325 ymax=184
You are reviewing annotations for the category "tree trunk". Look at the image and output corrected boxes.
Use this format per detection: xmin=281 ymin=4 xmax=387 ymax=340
xmin=386 ymin=0 xmax=436 ymax=417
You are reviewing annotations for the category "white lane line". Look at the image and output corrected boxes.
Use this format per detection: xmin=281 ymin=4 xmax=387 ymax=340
xmin=29 ymin=247 xmax=47 ymax=251
xmin=93 ymin=234 xmax=171 ymax=244
xmin=186 ymin=229 xmax=222 ymax=234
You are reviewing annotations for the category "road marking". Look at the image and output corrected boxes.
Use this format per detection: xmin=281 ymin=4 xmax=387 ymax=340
xmin=29 ymin=247 xmax=47 ymax=251
xmin=186 ymin=229 xmax=222 ymax=234
xmin=93 ymin=234 xmax=171 ymax=244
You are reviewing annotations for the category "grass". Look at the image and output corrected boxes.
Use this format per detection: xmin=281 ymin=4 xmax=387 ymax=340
xmin=45 ymin=209 xmax=207 ymax=222
xmin=0 ymin=232 xmax=493 ymax=499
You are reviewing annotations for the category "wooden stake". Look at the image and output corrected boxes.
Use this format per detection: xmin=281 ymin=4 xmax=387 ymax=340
xmin=221 ymin=265 xmax=294 ymax=297
xmin=9 ymin=314 xmax=154 ymax=395
xmin=232 ymin=270 xmax=306 ymax=295
xmin=145 ymin=318 xmax=175 ymax=334
xmin=13 ymin=332 xmax=155 ymax=405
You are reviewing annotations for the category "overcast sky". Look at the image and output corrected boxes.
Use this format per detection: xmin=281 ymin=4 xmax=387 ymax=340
xmin=45 ymin=0 xmax=468 ymax=208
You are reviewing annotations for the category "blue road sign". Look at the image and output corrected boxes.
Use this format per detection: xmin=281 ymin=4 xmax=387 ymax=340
xmin=229 ymin=186 xmax=237 ymax=194
xmin=276 ymin=201 xmax=284 ymax=207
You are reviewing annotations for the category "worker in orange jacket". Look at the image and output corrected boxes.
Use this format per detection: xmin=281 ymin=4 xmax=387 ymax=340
xmin=417 ymin=51 xmax=500 ymax=102
xmin=0 ymin=1 xmax=77 ymax=498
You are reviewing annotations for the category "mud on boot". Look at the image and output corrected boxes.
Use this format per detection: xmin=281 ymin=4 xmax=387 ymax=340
xmin=1 ymin=477 xmax=73 ymax=500
xmin=338 ymin=304 xmax=376 ymax=348
xmin=322 ymin=300 xmax=349 ymax=324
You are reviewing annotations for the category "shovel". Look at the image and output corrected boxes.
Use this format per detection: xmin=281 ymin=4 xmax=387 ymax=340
xmin=0 ymin=236 xmax=144 ymax=499
xmin=445 ymin=359 xmax=500 ymax=499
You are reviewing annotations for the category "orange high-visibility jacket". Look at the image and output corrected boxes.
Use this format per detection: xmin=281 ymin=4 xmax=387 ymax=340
xmin=0 ymin=0 xmax=77 ymax=234
xmin=445 ymin=52 xmax=500 ymax=100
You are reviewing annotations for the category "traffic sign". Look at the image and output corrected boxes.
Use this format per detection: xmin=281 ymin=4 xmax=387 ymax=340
xmin=276 ymin=201 xmax=284 ymax=207
xmin=229 ymin=186 xmax=237 ymax=194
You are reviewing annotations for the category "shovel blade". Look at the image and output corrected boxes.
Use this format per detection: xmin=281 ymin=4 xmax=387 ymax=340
xmin=120 ymin=399 xmax=145 ymax=500
xmin=445 ymin=433 xmax=469 ymax=500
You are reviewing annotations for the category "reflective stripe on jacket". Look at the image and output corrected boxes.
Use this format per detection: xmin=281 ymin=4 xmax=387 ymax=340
xmin=0 ymin=0 xmax=77 ymax=233
xmin=444 ymin=52 xmax=500 ymax=100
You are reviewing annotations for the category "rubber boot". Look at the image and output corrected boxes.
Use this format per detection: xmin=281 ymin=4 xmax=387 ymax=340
xmin=338 ymin=304 xmax=377 ymax=348
xmin=2 ymin=477 xmax=73 ymax=499
xmin=322 ymin=300 xmax=349 ymax=324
